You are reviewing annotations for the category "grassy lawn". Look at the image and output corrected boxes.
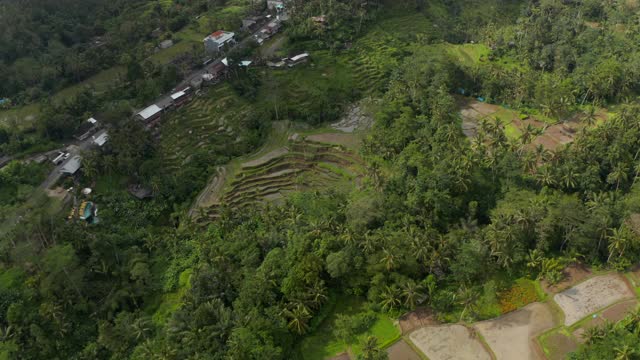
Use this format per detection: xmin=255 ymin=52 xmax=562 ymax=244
xmin=297 ymin=296 xmax=400 ymax=360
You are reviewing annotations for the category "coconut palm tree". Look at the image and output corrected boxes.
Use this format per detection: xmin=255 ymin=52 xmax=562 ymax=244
xmin=607 ymin=226 xmax=630 ymax=263
xmin=614 ymin=345 xmax=636 ymax=360
xmin=282 ymin=303 xmax=311 ymax=335
xmin=379 ymin=285 xmax=401 ymax=312
xmin=401 ymin=281 xmax=425 ymax=309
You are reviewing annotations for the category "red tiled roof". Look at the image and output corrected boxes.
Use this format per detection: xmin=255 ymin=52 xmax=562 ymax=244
xmin=211 ymin=30 xmax=225 ymax=39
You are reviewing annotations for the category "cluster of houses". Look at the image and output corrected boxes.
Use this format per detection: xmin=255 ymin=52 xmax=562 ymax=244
xmin=59 ymin=118 xmax=110 ymax=176
xmin=134 ymin=5 xmax=291 ymax=129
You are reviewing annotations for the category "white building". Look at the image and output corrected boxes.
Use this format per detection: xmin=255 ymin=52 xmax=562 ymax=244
xmin=136 ymin=104 xmax=163 ymax=123
xmin=204 ymin=31 xmax=236 ymax=53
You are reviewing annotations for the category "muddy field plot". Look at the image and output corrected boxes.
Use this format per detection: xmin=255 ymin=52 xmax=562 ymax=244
xmin=387 ymin=340 xmax=422 ymax=360
xmin=409 ymin=324 xmax=491 ymax=360
xmin=474 ymin=302 xmax=555 ymax=360
xmin=540 ymin=331 xmax=578 ymax=360
xmin=554 ymin=274 xmax=635 ymax=326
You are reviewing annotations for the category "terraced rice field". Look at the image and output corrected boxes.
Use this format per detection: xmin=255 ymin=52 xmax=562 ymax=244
xmin=344 ymin=13 xmax=435 ymax=95
xmin=195 ymin=133 xmax=364 ymax=222
xmin=159 ymin=85 xmax=255 ymax=173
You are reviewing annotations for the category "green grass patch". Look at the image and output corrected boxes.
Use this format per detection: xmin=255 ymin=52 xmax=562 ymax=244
xmin=297 ymin=295 xmax=400 ymax=360
xmin=149 ymin=40 xmax=199 ymax=64
xmin=94 ymin=174 xmax=128 ymax=195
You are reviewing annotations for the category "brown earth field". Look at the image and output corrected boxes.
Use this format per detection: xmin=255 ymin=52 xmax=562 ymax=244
xmin=398 ymin=308 xmax=438 ymax=335
xmin=387 ymin=340 xmax=422 ymax=360
xmin=409 ymin=324 xmax=491 ymax=360
xmin=474 ymin=302 xmax=556 ymax=360
xmin=553 ymin=274 xmax=635 ymax=326
xmin=542 ymin=332 xmax=578 ymax=360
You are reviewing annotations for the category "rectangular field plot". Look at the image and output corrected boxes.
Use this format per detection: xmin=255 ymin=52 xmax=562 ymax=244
xmin=553 ymin=274 xmax=634 ymax=326
xmin=409 ymin=324 xmax=491 ymax=360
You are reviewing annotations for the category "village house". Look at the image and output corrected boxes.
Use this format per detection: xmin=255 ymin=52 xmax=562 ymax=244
xmin=241 ymin=17 xmax=261 ymax=32
xmin=287 ymin=53 xmax=310 ymax=67
xmin=170 ymin=87 xmax=191 ymax=107
xmin=73 ymin=117 xmax=100 ymax=141
xmin=92 ymin=130 xmax=109 ymax=147
xmin=255 ymin=19 xmax=282 ymax=44
xmin=60 ymin=155 xmax=82 ymax=175
xmin=159 ymin=39 xmax=174 ymax=49
xmin=203 ymin=30 xmax=236 ymax=53
xmin=136 ymin=104 xmax=163 ymax=125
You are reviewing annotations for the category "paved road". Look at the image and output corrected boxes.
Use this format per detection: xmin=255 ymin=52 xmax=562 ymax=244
xmin=39 ymin=134 xmax=99 ymax=190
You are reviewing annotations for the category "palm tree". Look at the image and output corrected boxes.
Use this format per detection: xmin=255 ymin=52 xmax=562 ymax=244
xmin=607 ymin=163 xmax=629 ymax=191
xmin=379 ymin=285 xmax=401 ymax=312
xmin=457 ymin=286 xmax=479 ymax=321
xmin=561 ymin=167 xmax=578 ymax=189
xmin=282 ymin=303 xmax=311 ymax=335
xmin=614 ymin=345 xmax=636 ymax=360
xmin=536 ymin=166 xmax=556 ymax=187
xmin=607 ymin=226 xmax=629 ymax=263
xmin=306 ymin=280 xmax=328 ymax=310
xmin=401 ymin=281 xmax=424 ymax=309
xmin=380 ymin=248 xmax=396 ymax=271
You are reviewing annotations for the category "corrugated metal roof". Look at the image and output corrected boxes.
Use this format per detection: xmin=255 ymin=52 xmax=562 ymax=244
xmin=93 ymin=131 xmax=108 ymax=147
xmin=171 ymin=91 xmax=187 ymax=100
xmin=290 ymin=53 xmax=309 ymax=62
xmin=137 ymin=104 xmax=162 ymax=120
xmin=60 ymin=156 xmax=82 ymax=174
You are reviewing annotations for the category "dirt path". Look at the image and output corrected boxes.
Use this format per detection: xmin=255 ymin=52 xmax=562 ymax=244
xmin=474 ymin=302 xmax=555 ymax=360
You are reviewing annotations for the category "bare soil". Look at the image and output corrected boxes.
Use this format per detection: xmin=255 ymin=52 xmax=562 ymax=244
xmin=387 ymin=340 xmax=422 ymax=360
xmin=543 ymin=332 xmax=578 ymax=360
xmin=328 ymin=352 xmax=351 ymax=360
xmin=306 ymin=133 xmax=359 ymax=149
xmin=474 ymin=302 xmax=556 ymax=360
xmin=398 ymin=308 xmax=438 ymax=335
xmin=601 ymin=299 xmax=639 ymax=322
xmin=572 ymin=317 xmax=605 ymax=344
xmin=409 ymin=324 xmax=492 ymax=360
xmin=554 ymin=274 xmax=635 ymax=326
xmin=541 ymin=264 xmax=592 ymax=295
xmin=331 ymin=104 xmax=373 ymax=133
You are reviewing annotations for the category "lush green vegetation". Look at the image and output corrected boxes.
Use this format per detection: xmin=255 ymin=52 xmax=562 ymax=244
xmin=4 ymin=0 xmax=640 ymax=359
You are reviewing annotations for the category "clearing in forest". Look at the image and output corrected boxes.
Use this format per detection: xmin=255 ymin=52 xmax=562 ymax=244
xmin=458 ymin=98 xmax=608 ymax=150
xmin=553 ymin=273 xmax=635 ymax=326
xmin=409 ymin=324 xmax=492 ymax=360
xmin=474 ymin=302 xmax=555 ymax=360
